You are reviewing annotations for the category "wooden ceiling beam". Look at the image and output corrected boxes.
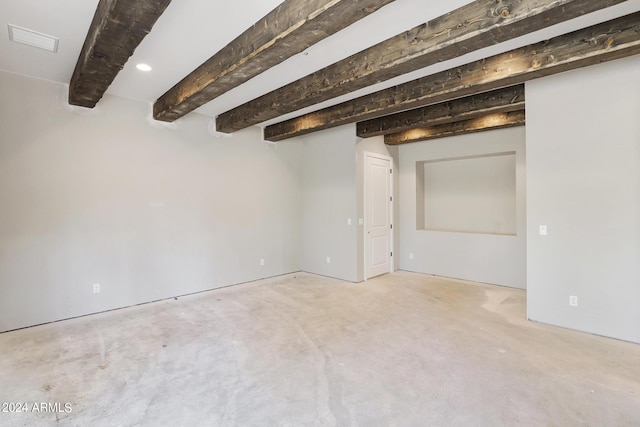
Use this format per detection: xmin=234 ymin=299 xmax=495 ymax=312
xmin=69 ymin=0 xmax=172 ymax=108
xmin=264 ymin=12 xmax=640 ymax=141
xmin=217 ymin=0 xmax=627 ymax=134
xmin=153 ymin=0 xmax=396 ymax=122
xmin=384 ymin=110 xmax=526 ymax=145
xmin=357 ymin=85 xmax=525 ymax=138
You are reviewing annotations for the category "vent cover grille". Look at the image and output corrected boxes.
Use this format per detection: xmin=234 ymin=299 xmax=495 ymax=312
xmin=8 ymin=24 xmax=58 ymax=52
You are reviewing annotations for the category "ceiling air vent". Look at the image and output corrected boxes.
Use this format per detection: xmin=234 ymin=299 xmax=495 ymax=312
xmin=8 ymin=24 xmax=58 ymax=52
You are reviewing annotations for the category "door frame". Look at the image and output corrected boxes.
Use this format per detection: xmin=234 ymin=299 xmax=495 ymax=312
xmin=363 ymin=151 xmax=394 ymax=280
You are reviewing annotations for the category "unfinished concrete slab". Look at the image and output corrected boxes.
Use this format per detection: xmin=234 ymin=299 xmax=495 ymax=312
xmin=1 ymin=271 xmax=638 ymax=426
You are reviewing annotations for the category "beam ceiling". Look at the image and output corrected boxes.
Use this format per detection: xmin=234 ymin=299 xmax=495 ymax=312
xmin=153 ymin=0 xmax=396 ymax=123
xmin=217 ymin=0 xmax=627 ymax=134
xmin=357 ymin=85 xmax=525 ymax=138
xmin=69 ymin=0 xmax=172 ymax=108
xmin=264 ymin=12 xmax=640 ymax=141
xmin=385 ymin=110 xmax=526 ymax=145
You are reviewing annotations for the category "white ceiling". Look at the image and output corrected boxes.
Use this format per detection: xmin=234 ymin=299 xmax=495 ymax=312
xmin=2 ymin=0 xmax=640 ymax=127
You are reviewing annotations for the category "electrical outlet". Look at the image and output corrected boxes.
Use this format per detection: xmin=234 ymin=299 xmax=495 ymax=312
xmin=93 ymin=283 xmax=100 ymax=294
xmin=409 ymin=253 xmax=414 ymax=260
xmin=326 ymin=256 xmax=331 ymax=264
xmin=569 ymin=295 xmax=578 ymax=307
xmin=260 ymin=258 xmax=265 ymax=266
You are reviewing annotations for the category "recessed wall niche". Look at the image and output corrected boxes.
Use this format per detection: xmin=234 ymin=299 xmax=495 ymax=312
xmin=416 ymin=152 xmax=516 ymax=235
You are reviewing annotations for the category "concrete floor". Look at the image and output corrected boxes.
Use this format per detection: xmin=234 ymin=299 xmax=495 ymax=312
xmin=0 ymin=271 xmax=639 ymax=427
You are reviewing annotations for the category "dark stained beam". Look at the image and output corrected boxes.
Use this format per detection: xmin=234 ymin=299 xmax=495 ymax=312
xmin=357 ymin=85 xmax=525 ymax=138
xmin=153 ymin=0 xmax=396 ymax=122
xmin=69 ymin=0 xmax=172 ymax=108
xmin=264 ymin=12 xmax=640 ymax=141
xmin=217 ymin=0 xmax=627 ymax=133
xmin=385 ymin=110 xmax=526 ymax=145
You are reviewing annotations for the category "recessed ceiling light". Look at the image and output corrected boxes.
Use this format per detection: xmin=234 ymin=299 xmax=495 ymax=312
xmin=8 ymin=24 xmax=58 ymax=52
xmin=136 ymin=63 xmax=152 ymax=72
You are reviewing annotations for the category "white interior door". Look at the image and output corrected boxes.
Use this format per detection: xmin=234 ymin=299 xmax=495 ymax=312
xmin=365 ymin=153 xmax=393 ymax=279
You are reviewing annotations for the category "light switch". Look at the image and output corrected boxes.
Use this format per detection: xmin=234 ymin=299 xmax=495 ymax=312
xmin=347 ymin=218 xmax=352 ymax=226
xmin=539 ymin=225 xmax=547 ymax=236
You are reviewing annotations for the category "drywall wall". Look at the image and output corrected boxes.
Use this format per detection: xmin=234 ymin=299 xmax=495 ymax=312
xmin=297 ymin=130 xmax=400 ymax=283
xmin=298 ymin=125 xmax=359 ymax=282
xmin=0 ymin=72 xmax=397 ymax=331
xmin=398 ymin=127 xmax=527 ymax=288
xmin=0 ymin=71 xmax=301 ymax=332
xmin=419 ymin=153 xmax=517 ymax=235
xmin=526 ymin=56 xmax=640 ymax=344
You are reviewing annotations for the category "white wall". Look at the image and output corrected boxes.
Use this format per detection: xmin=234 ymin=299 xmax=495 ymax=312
xmin=0 ymin=72 xmax=400 ymax=332
xmin=526 ymin=56 xmax=640 ymax=344
xmin=420 ymin=153 xmax=517 ymax=235
xmin=296 ymin=129 xmax=400 ymax=283
xmin=0 ymin=71 xmax=301 ymax=332
xmin=398 ymin=127 xmax=527 ymax=288
xmin=298 ymin=125 xmax=359 ymax=282
xmin=10 ymin=55 xmax=637 ymax=344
